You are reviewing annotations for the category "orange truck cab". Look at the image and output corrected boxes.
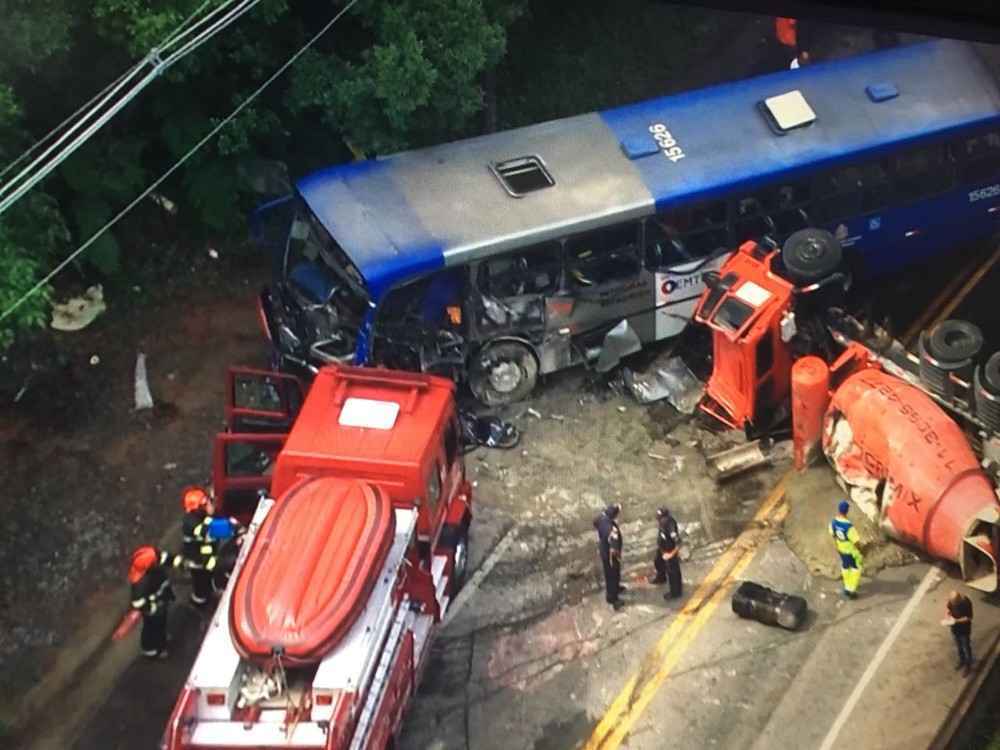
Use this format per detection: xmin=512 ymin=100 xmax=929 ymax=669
xmin=693 ymin=241 xmax=797 ymax=430
xmin=163 ymin=364 xmax=472 ymax=750
xmin=693 ymin=231 xmax=849 ymax=432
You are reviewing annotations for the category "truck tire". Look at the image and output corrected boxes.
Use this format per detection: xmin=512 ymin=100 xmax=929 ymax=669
xmin=781 ymin=229 xmax=842 ymax=285
xmin=926 ymin=319 xmax=983 ymax=364
xmin=440 ymin=523 xmax=470 ymax=597
xmin=469 ymin=341 xmax=538 ymax=406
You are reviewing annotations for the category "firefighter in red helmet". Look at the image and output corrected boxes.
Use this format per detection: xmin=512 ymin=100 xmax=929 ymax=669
xmin=181 ymin=486 xmax=217 ymax=606
xmin=128 ymin=545 xmax=182 ymax=658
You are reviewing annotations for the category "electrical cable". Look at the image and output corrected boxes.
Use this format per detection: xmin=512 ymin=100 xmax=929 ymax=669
xmin=0 ymin=0 xmax=359 ymax=324
xmin=0 ymin=0 xmax=260 ymax=216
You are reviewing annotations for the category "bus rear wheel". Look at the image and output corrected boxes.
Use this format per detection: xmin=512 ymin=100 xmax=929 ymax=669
xmin=469 ymin=341 xmax=538 ymax=406
xmin=781 ymin=229 xmax=842 ymax=284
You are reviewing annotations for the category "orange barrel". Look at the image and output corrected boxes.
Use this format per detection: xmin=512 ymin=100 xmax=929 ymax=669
xmin=792 ymin=356 xmax=830 ymax=470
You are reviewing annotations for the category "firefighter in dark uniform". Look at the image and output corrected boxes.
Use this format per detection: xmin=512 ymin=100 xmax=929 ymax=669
xmin=651 ymin=507 xmax=683 ymax=600
xmin=181 ymin=486 xmax=219 ymax=606
xmin=594 ymin=503 xmax=625 ymax=611
xmin=128 ymin=545 xmax=182 ymax=658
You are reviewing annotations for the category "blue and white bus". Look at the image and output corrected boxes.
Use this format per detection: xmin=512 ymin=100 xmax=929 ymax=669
xmin=256 ymin=40 xmax=1000 ymax=404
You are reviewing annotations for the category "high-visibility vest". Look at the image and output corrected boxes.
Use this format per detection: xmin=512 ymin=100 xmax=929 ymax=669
xmin=776 ymin=17 xmax=798 ymax=48
xmin=830 ymin=517 xmax=859 ymax=555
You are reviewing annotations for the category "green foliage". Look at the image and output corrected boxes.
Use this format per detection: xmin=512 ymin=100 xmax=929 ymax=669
xmin=0 ymin=0 xmax=526 ymax=349
xmin=0 ymin=194 xmax=69 ymax=347
xmin=290 ymin=0 xmax=510 ymax=155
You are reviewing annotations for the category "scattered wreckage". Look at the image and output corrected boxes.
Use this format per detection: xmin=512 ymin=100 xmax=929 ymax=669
xmin=691 ymin=230 xmax=1000 ymax=592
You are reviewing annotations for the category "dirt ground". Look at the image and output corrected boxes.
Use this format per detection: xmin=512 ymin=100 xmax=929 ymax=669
xmin=0 ymin=253 xmax=271 ymax=733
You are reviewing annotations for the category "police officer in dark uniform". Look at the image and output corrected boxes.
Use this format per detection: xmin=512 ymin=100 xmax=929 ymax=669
xmin=128 ymin=545 xmax=182 ymax=659
xmin=594 ymin=503 xmax=625 ymax=611
xmin=652 ymin=507 xmax=683 ymax=600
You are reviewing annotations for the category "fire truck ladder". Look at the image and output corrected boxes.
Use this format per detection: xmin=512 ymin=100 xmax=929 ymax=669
xmin=349 ymin=602 xmax=412 ymax=750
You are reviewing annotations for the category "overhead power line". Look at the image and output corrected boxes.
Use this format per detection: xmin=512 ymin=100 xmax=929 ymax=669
xmin=0 ymin=0 xmax=265 ymax=217
xmin=0 ymin=0 xmax=360 ymax=325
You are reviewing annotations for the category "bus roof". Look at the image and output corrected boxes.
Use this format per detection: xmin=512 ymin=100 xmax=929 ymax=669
xmin=297 ymin=40 xmax=1000 ymax=299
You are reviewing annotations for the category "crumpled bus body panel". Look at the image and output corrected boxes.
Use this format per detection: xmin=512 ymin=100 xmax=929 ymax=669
xmin=823 ymin=368 xmax=1000 ymax=591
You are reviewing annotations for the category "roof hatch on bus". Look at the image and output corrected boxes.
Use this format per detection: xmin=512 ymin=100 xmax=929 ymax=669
xmin=490 ymin=156 xmax=555 ymax=197
xmin=759 ymin=90 xmax=816 ymax=134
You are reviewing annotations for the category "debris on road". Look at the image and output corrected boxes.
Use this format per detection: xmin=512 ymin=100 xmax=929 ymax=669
xmin=134 ymin=353 xmax=154 ymax=411
xmin=707 ymin=439 xmax=792 ymax=481
xmin=623 ymin=354 xmax=705 ymax=412
xmin=731 ymin=581 xmax=807 ymax=630
xmin=51 ymin=285 xmax=106 ymax=331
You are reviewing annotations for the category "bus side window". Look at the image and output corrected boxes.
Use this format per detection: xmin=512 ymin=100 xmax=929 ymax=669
xmin=765 ymin=181 xmax=811 ymax=237
xmin=731 ymin=194 xmax=775 ymax=244
xmin=814 ymin=166 xmax=863 ymax=223
xmin=860 ymin=161 xmax=891 ymax=212
xmin=567 ymin=223 xmax=641 ymax=288
xmin=892 ymin=145 xmax=954 ymax=202
xmin=477 ymin=241 xmax=562 ymax=298
xmin=955 ymin=130 xmax=1000 ymax=184
xmin=644 ymin=218 xmax=691 ymax=268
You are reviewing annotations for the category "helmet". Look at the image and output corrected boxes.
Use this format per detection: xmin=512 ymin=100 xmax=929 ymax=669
xmin=182 ymin=486 xmax=210 ymax=512
xmin=656 ymin=507 xmax=670 ymax=518
xmin=838 ymin=500 xmax=850 ymax=515
xmin=605 ymin=503 xmax=622 ymax=519
xmin=128 ymin=545 xmax=158 ymax=583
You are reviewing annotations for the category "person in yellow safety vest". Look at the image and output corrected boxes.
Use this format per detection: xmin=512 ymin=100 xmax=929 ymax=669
xmin=830 ymin=500 xmax=863 ymax=599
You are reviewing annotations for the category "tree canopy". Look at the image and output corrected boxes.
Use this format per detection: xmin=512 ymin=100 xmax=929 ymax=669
xmin=0 ymin=0 xmax=525 ymax=347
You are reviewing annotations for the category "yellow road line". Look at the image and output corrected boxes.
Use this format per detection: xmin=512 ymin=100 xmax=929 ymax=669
xmin=583 ymin=477 xmax=791 ymax=750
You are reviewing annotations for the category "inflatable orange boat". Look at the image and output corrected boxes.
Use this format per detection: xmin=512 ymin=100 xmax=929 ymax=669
xmin=229 ymin=475 xmax=396 ymax=665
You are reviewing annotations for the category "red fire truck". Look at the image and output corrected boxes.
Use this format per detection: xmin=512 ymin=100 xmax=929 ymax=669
xmin=161 ymin=364 xmax=472 ymax=750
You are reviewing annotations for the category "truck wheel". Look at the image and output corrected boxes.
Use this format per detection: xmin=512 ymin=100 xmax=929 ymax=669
xmin=781 ymin=229 xmax=842 ymax=284
xmin=440 ymin=523 xmax=470 ymax=596
xmin=469 ymin=341 xmax=538 ymax=406
xmin=451 ymin=531 xmax=469 ymax=596
xmin=926 ymin=319 xmax=983 ymax=364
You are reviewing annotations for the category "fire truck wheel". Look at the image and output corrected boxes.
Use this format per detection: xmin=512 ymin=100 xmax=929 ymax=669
xmin=441 ymin=524 xmax=470 ymax=595
xmin=781 ymin=229 xmax=842 ymax=284
xmin=469 ymin=341 xmax=538 ymax=406
xmin=926 ymin=319 xmax=983 ymax=364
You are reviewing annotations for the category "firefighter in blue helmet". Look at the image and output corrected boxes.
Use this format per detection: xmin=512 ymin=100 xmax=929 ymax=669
xmin=830 ymin=500 xmax=863 ymax=598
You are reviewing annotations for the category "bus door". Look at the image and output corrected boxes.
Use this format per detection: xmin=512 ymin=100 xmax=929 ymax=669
xmin=561 ymin=222 xmax=649 ymax=343
xmin=645 ymin=204 xmax=731 ymax=341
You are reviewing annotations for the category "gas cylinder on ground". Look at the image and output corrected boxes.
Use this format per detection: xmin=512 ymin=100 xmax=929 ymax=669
xmin=792 ymin=356 xmax=830 ymax=470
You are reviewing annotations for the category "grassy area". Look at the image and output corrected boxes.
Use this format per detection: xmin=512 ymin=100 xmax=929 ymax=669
xmin=495 ymin=0 xmax=736 ymax=129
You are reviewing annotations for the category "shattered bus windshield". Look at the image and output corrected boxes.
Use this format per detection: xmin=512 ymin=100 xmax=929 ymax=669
xmin=285 ymin=203 xmax=368 ymax=311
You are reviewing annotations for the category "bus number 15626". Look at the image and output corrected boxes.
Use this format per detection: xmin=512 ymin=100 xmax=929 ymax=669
xmin=649 ymin=123 xmax=686 ymax=163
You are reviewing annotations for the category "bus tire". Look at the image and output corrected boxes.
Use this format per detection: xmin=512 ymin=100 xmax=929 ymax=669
xmin=781 ymin=229 xmax=842 ymax=284
xmin=926 ymin=319 xmax=983 ymax=364
xmin=469 ymin=341 xmax=538 ymax=406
